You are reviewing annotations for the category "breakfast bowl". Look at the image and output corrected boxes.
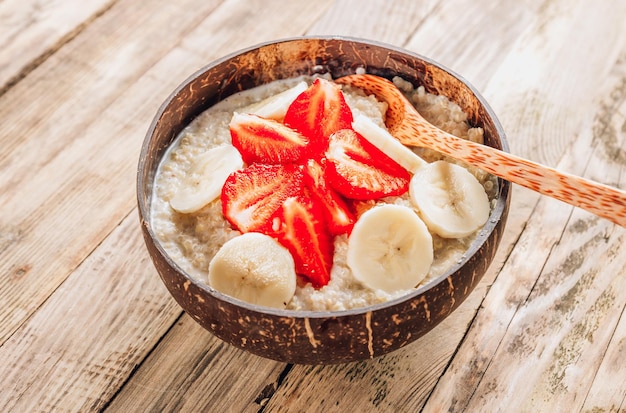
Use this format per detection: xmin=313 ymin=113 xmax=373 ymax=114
xmin=137 ymin=36 xmax=511 ymax=364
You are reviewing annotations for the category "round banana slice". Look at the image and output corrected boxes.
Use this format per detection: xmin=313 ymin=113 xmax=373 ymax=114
xmin=170 ymin=145 xmax=243 ymax=214
xmin=243 ymin=81 xmax=308 ymax=120
xmin=208 ymin=233 xmax=297 ymax=309
xmin=410 ymin=160 xmax=490 ymax=238
xmin=352 ymin=113 xmax=427 ymax=174
xmin=347 ymin=204 xmax=433 ymax=293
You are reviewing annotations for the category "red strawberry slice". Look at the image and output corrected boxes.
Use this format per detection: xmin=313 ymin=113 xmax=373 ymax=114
xmin=303 ymin=159 xmax=356 ymax=235
xmin=230 ymin=112 xmax=309 ymax=164
xmin=325 ymin=129 xmax=410 ymax=200
xmin=284 ymin=78 xmax=353 ymax=156
xmin=221 ymin=163 xmax=304 ymax=233
xmin=270 ymin=194 xmax=333 ymax=287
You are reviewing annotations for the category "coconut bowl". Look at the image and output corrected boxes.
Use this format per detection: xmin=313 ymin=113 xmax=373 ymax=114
xmin=137 ymin=36 xmax=511 ymax=364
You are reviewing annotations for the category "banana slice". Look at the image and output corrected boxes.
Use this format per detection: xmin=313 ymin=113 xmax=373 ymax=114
xmin=347 ymin=204 xmax=433 ymax=293
xmin=244 ymin=81 xmax=308 ymax=120
xmin=208 ymin=232 xmax=297 ymax=309
xmin=409 ymin=160 xmax=490 ymax=238
xmin=170 ymin=145 xmax=244 ymax=214
xmin=352 ymin=113 xmax=427 ymax=174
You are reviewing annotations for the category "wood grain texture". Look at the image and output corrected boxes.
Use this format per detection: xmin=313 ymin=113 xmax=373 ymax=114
xmin=105 ymin=313 xmax=288 ymax=412
xmin=482 ymin=0 xmax=626 ymax=165
xmin=0 ymin=0 xmax=624 ymax=411
xmin=307 ymin=0 xmax=436 ymax=45
xmin=0 ymin=0 xmax=116 ymax=92
xmin=423 ymin=0 xmax=626 ymax=410
xmin=180 ymin=0 xmax=335 ymax=57
xmin=0 ymin=213 xmax=181 ymax=412
xmin=0 ymin=0 xmax=224 ymax=345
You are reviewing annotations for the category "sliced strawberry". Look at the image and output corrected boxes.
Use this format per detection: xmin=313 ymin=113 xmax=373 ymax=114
xmin=230 ymin=112 xmax=309 ymax=164
xmin=303 ymin=159 xmax=355 ymax=235
xmin=349 ymin=199 xmax=377 ymax=217
xmin=270 ymin=194 xmax=333 ymax=287
xmin=325 ymin=129 xmax=410 ymax=200
xmin=284 ymin=78 xmax=353 ymax=156
xmin=221 ymin=163 xmax=304 ymax=233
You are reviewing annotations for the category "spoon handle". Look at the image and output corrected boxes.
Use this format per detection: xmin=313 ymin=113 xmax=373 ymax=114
xmin=405 ymin=119 xmax=626 ymax=227
xmin=337 ymin=73 xmax=626 ymax=227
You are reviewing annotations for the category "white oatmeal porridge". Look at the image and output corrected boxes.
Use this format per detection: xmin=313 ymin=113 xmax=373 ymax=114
xmin=151 ymin=74 xmax=497 ymax=311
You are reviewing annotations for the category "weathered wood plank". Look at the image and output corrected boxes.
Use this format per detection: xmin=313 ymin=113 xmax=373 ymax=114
xmin=581 ymin=85 xmax=626 ymax=413
xmin=0 ymin=0 xmax=116 ymax=92
xmin=456 ymin=220 xmax=626 ymax=411
xmin=104 ymin=313 xmax=288 ymax=413
xmin=480 ymin=0 xmax=626 ymax=166
xmin=581 ymin=300 xmax=626 ymax=411
xmin=0 ymin=213 xmax=182 ymax=412
xmin=179 ymin=0 xmax=335 ymax=57
xmin=404 ymin=0 xmax=539 ymax=91
xmin=0 ymin=0 xmax=225 ymax=345
xmin=307 ymin=0 xmax=434 ymax=46
xmin=423 ymin=0 xmax=626 ymax=411
xmin=464 ymin=57 xmax=626 ymax=412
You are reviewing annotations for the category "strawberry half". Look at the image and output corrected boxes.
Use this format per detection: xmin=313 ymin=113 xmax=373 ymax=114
xmin=325 ymin=129 xmax=410 ymax=200
xmin=303 ymin=159 xmax=355 ymax=235
xmin=270 ymin=194 xmax=333 ymax=287
xmin=284 ymin=78 xmax=353 ymax=156
xmin=230 ymin=112 xmax=309 ymax=164
xmin=221 ymin=163 xmax=304 ymax=233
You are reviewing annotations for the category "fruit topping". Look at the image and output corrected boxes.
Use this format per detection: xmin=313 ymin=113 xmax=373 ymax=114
xmin=284 ymin=78 xmax=353 ymax=156
xmin=303 ymin=159 xmax=356 ymax=235
xmin=220 ymin=162 xmax=335 ymax=287
xmin=269 ymin=195 xmax=333 ymax=287
xmin=346 ymin=204 xmax=433 ymax=293
xmin=230 ymin=112 xmax=309 ymax=164
xmin=221 ymin=163 xmax=304 ymax=233
xmin=208 ymin=232 xmax=297 ymax=308
xmin=243 ymin=81 xmax=308 ymax=121
xmin=409 ymin=160 xmax=490 ymax=238
xmin=324 ymin=128 xmax=410 ymax=200
xmin=352 ymin=113 xmax=427 ymax=174
xmin=169 ymin=145 xmax=244 ymax=214
xmin=169 ymin=75 xmax=493 ymax=302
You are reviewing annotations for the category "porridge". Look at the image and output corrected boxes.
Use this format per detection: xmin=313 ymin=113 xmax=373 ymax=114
xmin=151 ymin=74 xmax=497 ymax=311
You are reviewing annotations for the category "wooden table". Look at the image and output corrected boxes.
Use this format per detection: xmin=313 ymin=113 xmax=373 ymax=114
xmin=2 ymin=0 xmax=625 ymax=411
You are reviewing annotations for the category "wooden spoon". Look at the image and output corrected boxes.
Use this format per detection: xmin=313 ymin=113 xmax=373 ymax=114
xmin=336 ymin=74 xmax=626 ymax=228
